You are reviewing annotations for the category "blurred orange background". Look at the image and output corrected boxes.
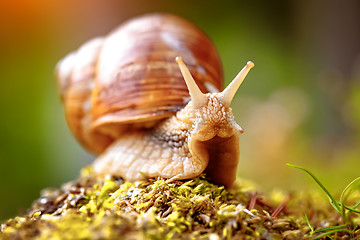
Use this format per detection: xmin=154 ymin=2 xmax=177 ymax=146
xmin=1 ymin=0 xmax=360 ymax=221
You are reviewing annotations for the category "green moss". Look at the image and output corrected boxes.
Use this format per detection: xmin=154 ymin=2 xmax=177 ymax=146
xmin=0 ymin=166 xmax=359 ymax=239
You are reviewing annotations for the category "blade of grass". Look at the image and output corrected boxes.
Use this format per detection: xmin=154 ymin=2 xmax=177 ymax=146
xmin=340 ymin=177 xmax=360 ymax=205
xmin=312 ymin=224 xmax=347 ymax=233
xmin=312 ymin=228 xmax=352 ymax=240
xmin=353 ymin=200 xmax=360 ymax=209
xmin=339 ymin=176 xmax=360 ymax=228
xmin=303 ymin=214 xmax=314 ymax=235
xmin=344 ymin=204 xmax=360 ymax=214
xmin=286 ymin=164 xmax=341 ymax=213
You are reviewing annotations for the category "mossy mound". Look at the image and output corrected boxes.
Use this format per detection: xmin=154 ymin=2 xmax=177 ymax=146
xmin=1 ymin=167 xmax=358 ymax=239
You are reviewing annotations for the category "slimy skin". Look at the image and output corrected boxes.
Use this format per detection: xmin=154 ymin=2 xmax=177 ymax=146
xmin=93 ymin=59 xmax=254 ymax=188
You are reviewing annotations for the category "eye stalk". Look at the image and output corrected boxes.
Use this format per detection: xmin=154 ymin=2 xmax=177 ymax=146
xmin=176 ymin=56 xmax=254 ymax=109
xmin=175 ymin=57 xmax=207 ymax=108
xmin=218 ymin=61 xmax=254 ymax=107
xmin=176 ymin=57 xmax=254 ymax=136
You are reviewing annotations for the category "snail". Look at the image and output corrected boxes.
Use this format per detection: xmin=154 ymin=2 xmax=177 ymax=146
xmin=56 ymin=13 xmax=254 ymax=188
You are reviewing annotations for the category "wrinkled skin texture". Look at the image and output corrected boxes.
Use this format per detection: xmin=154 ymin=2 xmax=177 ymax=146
xmin=93 ymin=94 xmax=240 ymax=188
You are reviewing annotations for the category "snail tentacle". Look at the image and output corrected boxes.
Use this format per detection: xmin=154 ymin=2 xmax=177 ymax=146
xmin=219 ymin=61 xmax=254 ymax=107
xmin=176 ymin=56 xmax=207 ymax=109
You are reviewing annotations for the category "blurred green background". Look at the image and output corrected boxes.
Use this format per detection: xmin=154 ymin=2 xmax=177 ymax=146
xmin=1 ymin=0 xmax=360 ymax=221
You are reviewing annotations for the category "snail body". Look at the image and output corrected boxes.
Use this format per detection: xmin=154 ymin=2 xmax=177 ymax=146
xmin=56 ymin=13 xmax=254 ymax=187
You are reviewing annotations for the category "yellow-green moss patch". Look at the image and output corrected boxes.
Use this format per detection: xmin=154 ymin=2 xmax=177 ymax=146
xmin=1 ymin=167 xmax=359 ymax=239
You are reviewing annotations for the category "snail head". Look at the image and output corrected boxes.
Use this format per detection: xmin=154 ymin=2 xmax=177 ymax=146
xmin=176 ymin=56 xmax=254 ymax=141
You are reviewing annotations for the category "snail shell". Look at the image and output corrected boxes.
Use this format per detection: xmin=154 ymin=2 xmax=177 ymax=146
xmin=56 ymin=13 xmax=254 ymax=187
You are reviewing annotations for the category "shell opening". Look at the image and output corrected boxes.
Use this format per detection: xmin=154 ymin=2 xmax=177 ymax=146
xmin=219 ymin=61 xmax=254 ymax=107
xmin=176 ymin=56 xmax=207 ymax=108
